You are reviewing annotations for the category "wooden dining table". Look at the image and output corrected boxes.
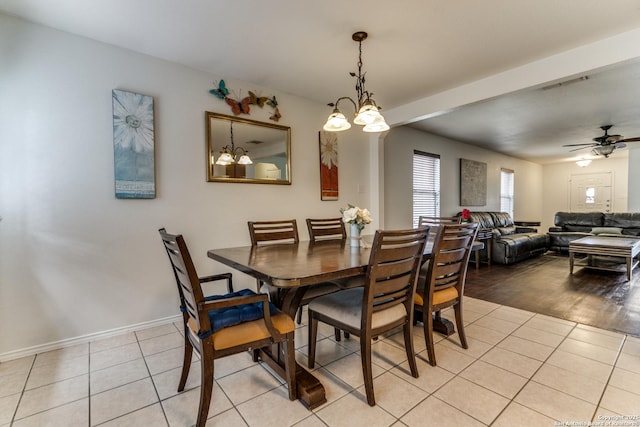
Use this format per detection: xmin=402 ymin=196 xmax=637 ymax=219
xmin=207 ymin=237 xmax=482 ymax=409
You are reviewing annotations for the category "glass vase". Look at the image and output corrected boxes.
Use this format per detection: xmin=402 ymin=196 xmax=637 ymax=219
xmin=350 ymin=223 xmax=362 ymax=248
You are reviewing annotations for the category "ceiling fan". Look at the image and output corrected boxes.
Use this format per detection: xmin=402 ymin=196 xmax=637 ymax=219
xmin=562 ymin=125 xmax=640 ymax=158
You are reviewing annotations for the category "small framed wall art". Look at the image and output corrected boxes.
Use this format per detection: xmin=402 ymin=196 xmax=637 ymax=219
xmin=112 ymin=89 xmax=155 ymax=198
xmin=460 ymin=158 xmax=487 ymax=206
xmin=319 ymin=131 xmax=339 ymax=200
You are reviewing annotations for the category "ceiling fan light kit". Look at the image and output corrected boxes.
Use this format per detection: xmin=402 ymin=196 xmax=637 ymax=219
xmin=562 ymin=125 xmax=640 ymax=158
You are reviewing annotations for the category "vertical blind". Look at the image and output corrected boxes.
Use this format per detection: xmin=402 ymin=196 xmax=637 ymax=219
xmin=500 ymin=168 xmax=515 ymax=218
xmin=412 ymin=150 xmax=441 ymax=227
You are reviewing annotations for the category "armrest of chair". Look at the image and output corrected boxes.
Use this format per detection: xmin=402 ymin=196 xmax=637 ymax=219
xmin=199 ymin=272 xmax=233 ymax=292
xmin=515 ymin=226 xmax=538 ymax=233
xmin=476 ymin=228 xmax=495 ymax=240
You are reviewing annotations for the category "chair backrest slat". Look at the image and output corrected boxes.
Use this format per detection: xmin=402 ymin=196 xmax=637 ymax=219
xmin=306 ymin=218 xmax=347 ymax=242
xmin=418 ymin=216 xmax=461 ymax=228
xmin=249 ymin=220 xmax=299 ymax=245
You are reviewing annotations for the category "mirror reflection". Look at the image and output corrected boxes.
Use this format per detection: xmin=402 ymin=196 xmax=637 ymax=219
xmin=206 ymin=112 xmax=291 ymax=184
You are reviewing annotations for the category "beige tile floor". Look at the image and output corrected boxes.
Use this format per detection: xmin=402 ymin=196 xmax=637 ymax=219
xmin=1 ymin=297 xmax=639 ymax=426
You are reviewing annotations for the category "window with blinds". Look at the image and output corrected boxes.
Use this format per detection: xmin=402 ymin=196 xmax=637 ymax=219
xmin=500 ymin=168 xmax=515 ymax=218
xmin=412 ymin=150 xmax=441 ymax=227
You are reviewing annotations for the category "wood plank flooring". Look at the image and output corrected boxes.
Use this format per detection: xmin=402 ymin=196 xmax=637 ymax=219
xmin=464 ymin=252 xmax=640 ymax=337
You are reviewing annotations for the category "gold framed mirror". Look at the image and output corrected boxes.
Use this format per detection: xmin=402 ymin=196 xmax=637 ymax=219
xmin=205 ymin=112 xmax=291 ymax=184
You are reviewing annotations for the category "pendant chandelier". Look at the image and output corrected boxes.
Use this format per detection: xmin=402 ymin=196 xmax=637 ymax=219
xmin=323 ymin=31 xmax=389 ymax=133
xmin=215 ymin=121 xmax=252 ymax=165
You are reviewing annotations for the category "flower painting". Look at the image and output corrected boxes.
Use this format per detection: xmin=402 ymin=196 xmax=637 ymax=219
xmin=319 ymin=131 xmax=339 ymax=200
xmin=112 ymin=89 xmax=155 ymax=198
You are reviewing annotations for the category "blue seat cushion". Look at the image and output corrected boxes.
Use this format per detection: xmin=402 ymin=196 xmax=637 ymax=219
xmin=205 ymin=289 xmax=278 ymax=333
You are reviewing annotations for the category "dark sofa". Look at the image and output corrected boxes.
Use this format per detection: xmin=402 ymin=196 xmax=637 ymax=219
xmin=548 ymin=211 xmax=640 ymax=252
xmin=468 ymin=212 xmax=549 ymax=265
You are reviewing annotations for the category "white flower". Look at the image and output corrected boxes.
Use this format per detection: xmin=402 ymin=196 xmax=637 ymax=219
xmin=342 ymin=207 xmax=358 ymax=223
xmin=113 ymin=90 xmax=154 ymax=153
xmin=340 ymin=204 xmax=373 ymax=230
xmin=320 ymin=132 xmax=338 ymax=169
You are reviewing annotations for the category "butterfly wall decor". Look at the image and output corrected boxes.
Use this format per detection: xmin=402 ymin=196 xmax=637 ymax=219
xmin=209 ymin=80 xmax=282 ymax=121
xmin=225 ymin=97 xmax=251 ymax=115
xmin=209 ymin=80 xmax=229 ymax=100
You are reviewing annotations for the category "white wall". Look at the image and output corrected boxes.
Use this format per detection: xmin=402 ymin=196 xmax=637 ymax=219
xmin=541 ymin=157 xmax=629 ymax=232
xmin=383 ymin=126 xmax=544 ymax=229
xmin=629 ymin=147 xmax=640 ymax=211
xmin=0 ymin=14 xmax=371 ymax=357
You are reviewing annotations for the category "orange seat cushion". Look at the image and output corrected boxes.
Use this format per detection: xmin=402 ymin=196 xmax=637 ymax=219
xmin=212 ymin=312 xmax=295 ymax=350
xmin=414 ymin=287 xmax=459 ymax=307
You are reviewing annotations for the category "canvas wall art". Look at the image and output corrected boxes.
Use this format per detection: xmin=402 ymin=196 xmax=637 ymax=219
xmin=112 ymin=89 xmax=155 ymax=198
xmin=319 ymin=131 xmax=339 ymax=200
xmin=460 ymin=158 xmax=487 ymax=206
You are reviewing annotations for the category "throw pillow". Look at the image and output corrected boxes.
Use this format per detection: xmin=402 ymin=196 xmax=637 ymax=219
xmin=590 ymin=227 xmax=623 ymax=235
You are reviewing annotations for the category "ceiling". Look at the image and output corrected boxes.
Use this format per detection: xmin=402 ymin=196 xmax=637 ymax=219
xmin=3 ymin=0 xmax=640 ymax=164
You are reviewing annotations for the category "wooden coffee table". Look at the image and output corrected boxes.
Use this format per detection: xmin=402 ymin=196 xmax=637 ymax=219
xmin=569 ymin=236 xmax=640 ymax=281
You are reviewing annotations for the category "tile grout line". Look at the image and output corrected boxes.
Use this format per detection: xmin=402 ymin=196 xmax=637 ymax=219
xmin=589 ymin=334 xmax=627 ymax=423
xmin=135 ymin=327 xmax=171 ymax=427
xmin=8 ymin=354 xmax=36 ymax=426
xmin=485 ymin=320 xmax=581 ymax=425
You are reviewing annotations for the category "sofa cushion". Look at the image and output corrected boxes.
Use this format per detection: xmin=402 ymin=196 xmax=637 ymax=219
xmin=496 ymin=225 xmax=516 ymax=235
xmin=604 ymin=213 xmax=640 ymax=229
xmin=492 ymin=233 xmax=548 ymax=264
xmin=590 ymin=227 xmax=622 ymax=235
xmin=468 ymin=212 xmax=495 ymax=229
xmin=491 ymin=212 xmax=515 ymax=228
xmin=554 ymin=212 xmax=604 ymax=228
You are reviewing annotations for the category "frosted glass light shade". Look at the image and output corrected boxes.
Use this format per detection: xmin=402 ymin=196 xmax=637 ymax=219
xmin=353 ymin=103 xmax=382 ymax=125
xmin=363 ymin=114 xmax=389 ymax=132
xmin=323 ymin=110 xmax=351 ymax=131
xmin=237 ymin=154 xmax=253 ymax=165
xmin=216 ymin=152 xmax=234 ymax=165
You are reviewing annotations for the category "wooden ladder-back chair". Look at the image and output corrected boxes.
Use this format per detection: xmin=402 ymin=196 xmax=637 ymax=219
xmin=248 ymin=219 xmax=301 ymax=293
xmin=159 ymin=228 xmax=296 ymax=427
xmin=249 ymin=219 xmax=344 ymax=332
xmin=414 ymin=222 xmax=479 ymax=366
xmin=418 ymin=216 xmax=461 ymax=228
xmin=308 ymin=227 xmax=430 ymax=406
xmin=248 ymin=219 xmax=300 ymax=245
xmin=306 ymin=217 xmax=347 ymax=242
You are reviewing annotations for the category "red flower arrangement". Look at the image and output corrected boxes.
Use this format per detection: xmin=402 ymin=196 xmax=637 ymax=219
xmin=461 ymin=208 xmax=471 ymax=222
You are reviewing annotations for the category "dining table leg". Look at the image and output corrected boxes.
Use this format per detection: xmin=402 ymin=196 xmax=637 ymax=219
xmin=262 ymin=285 xmax=327 ymax=409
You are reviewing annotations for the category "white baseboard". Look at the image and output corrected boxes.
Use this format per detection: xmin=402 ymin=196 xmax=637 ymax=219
xmin=0 ymin=314 xmax=182 ymax=362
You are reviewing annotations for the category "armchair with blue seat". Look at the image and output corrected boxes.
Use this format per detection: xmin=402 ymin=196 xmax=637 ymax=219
xmin=159 ymin=228 xmax=296 ymax=427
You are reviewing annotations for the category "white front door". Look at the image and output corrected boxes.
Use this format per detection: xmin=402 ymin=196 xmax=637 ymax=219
xmin=570 ymin=172 xmax=612 ymax=212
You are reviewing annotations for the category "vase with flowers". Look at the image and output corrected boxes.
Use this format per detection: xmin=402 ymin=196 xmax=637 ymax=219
xmin=340 ymin=204 xmax=373 ymax=247
xmin=461 ymin=208 xmax=471 ymax=223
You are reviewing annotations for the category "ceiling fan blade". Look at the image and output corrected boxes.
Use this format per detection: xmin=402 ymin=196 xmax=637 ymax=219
xmin=563 ymin=143 xmax=597 ymax=147
xmin=620 ymin=137 xmax=640 ymax=142
xmin=569 ymin=146 xmax=591 ymax=152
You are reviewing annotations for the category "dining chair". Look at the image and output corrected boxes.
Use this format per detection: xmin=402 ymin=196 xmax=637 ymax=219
xmin=414 ymin=222 xmax=479 ymax=366
xmin=159 ymin=228 xmax=296 ymax=426
xmin=306 ymin=217 xmax=364 ymax=288
xmin=248 ymin=219 xmax=299 ymax=245
xmin=306 ymin=217 xmax=347 ymax=241
xmin=418 ymin=216 xmax=461 ymax=228
xmin=307 ymin=227 xmax=430 ymax=406
xmin=247 ymin=219 xmax=300 ymax=292
xmin=304 ymin=217 xmax=358 ymax=340
xmin=249 ymin=219 xmax=343 ymax=330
